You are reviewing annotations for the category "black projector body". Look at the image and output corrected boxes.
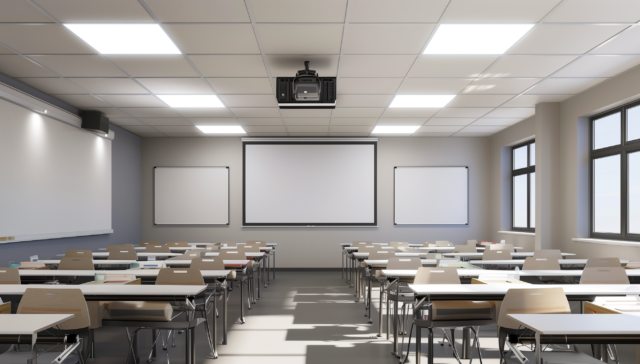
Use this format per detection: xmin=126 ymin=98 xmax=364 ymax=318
xmin=276 ymin=61 xmax=336 ymax=109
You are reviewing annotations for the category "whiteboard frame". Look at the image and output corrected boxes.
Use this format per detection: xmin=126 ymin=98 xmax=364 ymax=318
xmin=393 ymin=166 xmax=470 ymax=226
xmin=153 ymin=166 xmax=230 ymax=226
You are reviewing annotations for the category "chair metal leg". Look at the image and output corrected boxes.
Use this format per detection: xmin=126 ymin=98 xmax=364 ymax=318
xmin=443 ymin=329 xmax=462 ymax=364
xmin=378 ymin=282 xmax=384 ymax=337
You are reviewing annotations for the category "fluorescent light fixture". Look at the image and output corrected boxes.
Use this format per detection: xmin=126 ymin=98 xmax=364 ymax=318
xmin=424 ymin=24 xmax=534 ymax=54
xmin=390 ymin=95 xmax=455 ymax=108
xmin=196 ymin=125 xmax=246 ymax=134
xmin=158 ymin=95 xmax=224 ymax=108
xmin=372 ymin=126 xmax=420 ymax=134
xmin=64 ymin=24 xmax=181 ymax=54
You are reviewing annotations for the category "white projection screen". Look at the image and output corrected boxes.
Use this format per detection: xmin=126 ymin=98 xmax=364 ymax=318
xmin=244 ymin=142 xmax=376 ymax=226
xmin=394 ymin=166 xmax=469 ymax=225
xmin=154 ymin=167 xmax=229 ymax=225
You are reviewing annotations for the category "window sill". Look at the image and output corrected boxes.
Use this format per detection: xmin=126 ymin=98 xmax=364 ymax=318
xmin=572 ymin=238 xmax=640 ymax=247
xmin=498 ymin=231 xmax=535 ymax=237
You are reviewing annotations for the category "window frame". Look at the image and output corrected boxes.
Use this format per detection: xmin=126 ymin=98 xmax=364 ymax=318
xmin=512 ymin=139 xmax=535 ymax=232
xmin=590 ymin=100 xmax=640 ymax=241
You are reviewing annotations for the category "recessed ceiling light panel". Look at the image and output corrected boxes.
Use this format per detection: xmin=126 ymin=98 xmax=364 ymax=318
xmin=424 ymin=24 xmax=534 ymax=55
xmin=196 ymin=125 xmax=245 ymax=134
xmin=390 ymin=95 xmax=455 ymax=108
xmin=158 ymin=95 xmax=224 ymax=108
xmin=372 ymin=126 xmax=420 ymax=134
xmin=64 ymin=24 xmax=181 ymax=54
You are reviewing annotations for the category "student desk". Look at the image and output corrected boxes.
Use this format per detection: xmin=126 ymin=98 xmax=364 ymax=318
xmin=442 ymin=251 xmax=575 ymax=260
xmin=472 ymin=258 xmax=629 ymax=267
xmin=39 ymin=259 xmax=136 ymax=269
xmin=219 ymin=246 xmax=274 ymax=286
xmin=0 ymin=313 xmax=75 ymax=361
xmin=99 ymin=247 xmax=204 ymax=252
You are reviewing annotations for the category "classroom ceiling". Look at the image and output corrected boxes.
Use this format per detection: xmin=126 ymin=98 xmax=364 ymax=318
xmin=1 ymin=0 xmax=640 ymax=137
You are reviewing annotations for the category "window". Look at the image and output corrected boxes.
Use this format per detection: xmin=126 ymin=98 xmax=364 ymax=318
xmin=590 ymin=102 xmax=640 ymax=241
xmin=512 ymin=140 xmax=535 ymax=231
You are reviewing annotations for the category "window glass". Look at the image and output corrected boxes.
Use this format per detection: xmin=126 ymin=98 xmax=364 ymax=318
xmin=593 ymin=112 xmax=621 ymax=150
xmin=529 ymin=172 xmax=535 ymax=228
xmin=593 ymin=155 xmax=621 ymax=234
xmin=529 ymin=143 xmax=535 ymax=166
xmin=627 ymin=105 xmax=640 ymax=142
xmin=629 ymin=152 xmax=640 ymax=234
xmin=513 ymin=145 xmax=528 ymax=170
xmin=513 ymin=174 xmax=528 ymax=228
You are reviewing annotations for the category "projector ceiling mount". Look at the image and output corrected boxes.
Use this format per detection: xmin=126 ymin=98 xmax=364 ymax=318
xmin=276 ymin=61 xmax=336 ymax=109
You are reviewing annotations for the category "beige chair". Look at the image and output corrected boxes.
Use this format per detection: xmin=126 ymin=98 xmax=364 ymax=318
xmin=190 ymin=258 xmax=236 ymax=280
xmin=246 ymin=240 xmax=266 ymax=247
xmin=387 ymin=257 xmax=422 ymax=270
xmin=585 ymin=257 xmax=622 ymax=268
xmin=532 ymin=249 xmax=562 ymax=260
xmin=166 ymin=242 xmax=189 ymax=247
xmin=389 ymin=241 xmax=409 ymax=248
xmin=435 ymin=241 xmax=453 ymax=247
xmin=0 ymin=268 xmax=20 ymax=284
xmin=482 ymin=249 xmax=512 ymax=260
xmin=490 ymin=243 xmax=514 ymax=252
xmin=167 ymin=250 xmax=203 ymax=261
xmin=221 ymin=241 xmax=237 ymax=246
xmin=580 ymin=267 xmax=629 ymax=284
xmin=238 ymin=244 xmax=260 ymax=253
xmin=58 ymin=257 xmax=94 ymax=270
xmin=422 ymin=242 xmax=433 ymax=247
xmin=64 ymin=250 xmax=93 ymax=258
xmin=217 ymin=249 xmax=244 ymax=262
xmin=106 ymin=244 xmax=135 ymax=252
xmin=453 ymin=244 xmax=476 ymax=253
xmin=354 ymin=241 xmax=372 ymax=246
xmin=522 ymin=256 xmax=561 ymax=270
xmin=106 ymin=245 xmax=137 ymax=260
xmin=145 ymin=245 xmax=171 ymax=253
xmin=466 ymin=240 xmax=478 ymax=246
xmin=140 ymin=241 xmax=161 ymax=247
xmin=156 ymin=268 xmax=205 ymax=286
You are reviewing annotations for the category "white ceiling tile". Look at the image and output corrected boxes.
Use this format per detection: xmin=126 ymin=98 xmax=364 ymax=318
xmin=251 ymin=0 xmax=346 ymax=22
xmin=207 ymin=78 xmax=273 ymax=94
xmin=332 ymin=108 xmax=385 ymax=117
xmin=485 ymin=108 xmax=535 ymax=118
xmin=70 ymin=78 xmax=148 ymax=94
xmin=508 ymin=25 xmax=628 ymax=55
xmin=525 ymin=78 xmax=608 ymax=95
xmin=90 ymin=107 xmax=132 ymax=117
xmin=17 ymin=77 xmax=87 ymax=94
xmin=343 ymin=24 xmax=434 ymax=55
xmin=381 ymin=108 xmax=438 ymax=118
xmin=453 ymin=132 xmax=493 ymax=137
xmin=425 ymin=118 xmax=476 ymax=126
xmin=237 ymin=118 xmax=284 ymax=126
xmin=108 ymin=55 xmax=198 ymax=77
xmin=0 ymin=56 xmax=60 ymax=77
xmin=545 ymin=0 xmax=640 ymax=23
xmin=349 ymin=0 xmax=448 ymax=22
xmin=397 ymin=78 xmax=473 ymax=94
xmin=462 ymin=78 xmax=540 ymax=94
xmin=163 ymin=132 xmax=206 ymax=137
xmin=230 ymin=108 xmax=281 ymax=117
xmin=337 ymin=95 xmax=394 ymax=108
xmin=471 ymin=118 xmax=523 ymax=126
xmin=552 ymin=55 xmax=640 ymax=78
xmin=248 ymin=132 xmax=289 ymax=136
xmin=218 ymin=95 xmax=277 ymax=108
xmin=328 ymin=132 xmax=372 ymax=136
xmin=98 ymin=95 xmax=166 ymax=108
xmin=591 ymin=26 xmax=640 ymax=55
xmin=189 ymin=55 xmax=267 ymax=77
xmin=329 ymin=125 xmax=374 ymax=133
xmin=187 ymin=118 xmax=240 ymax=126
xmin=121 ymin=125 xmax=166 ymax=136
xmin=136 ymin=78 xmax=212 ymax=94
xmin=258 ymin=24 xmax=343 ymax=54
xmin=339 ymin=55 xmax=416 ymax=77
xmin=33 ymin=0 xmax=153 ymax=22
xmin=377 ymin=118 xmax=427 ymax=126
xmin=409 ymin=56 xmax=499 ymax=78
xmin=108 ymin=118 xmax=146 ymax=126
xmin=288 ymin=132 xmax=328 ymax=136
xmin=0 ymin=0 xmax=52 ymax=22
xmin=266 ymin=56 xmax=339 ymax=78
xmin=441 ymin=0 xmax=560 ymax=22
xmin=0 ymin=25 xmax=95 ymax=54
xmin=446 ymin=95 xmax=514 ymax=108
xmin=174 ymin=108 xmax=234 ymax=118
xmin=145 ymin=0 xmax=250 ymax=22
xmin=417 ymin=125 xmax=464 ymax=133
xmin=52 ymin=94 xmax=110 ymax=108
xmin=243 ymin=125 xmax=288 ymax=133
xmin=338 ymin=78 xmax=403 ymax=95
xmin=286 ymin=125 xmax=330 ymax=133
xmin=31 ymin=55 xmax=126 ymax=77
xmin=413 ymin=132 xmax=455 ymax=137
xmin=501 ymin=94 xmax=572 ymax=107
xmin=153 ymin=126 xmax=202 ymax=134
xmin=164 ymin=24 xmax=259 ymax=54
xmin=283 ymin=118 xmax=331 ymax=125
xmin=138 ymin=118 xmax=193 ymax=126
xmin=482 ymin=55 xmax=579 ymax=78
xmin=121 ymin=108 xmax=182 ymax=118
xmin=433 ymin=108 xmax=494 ymax=118
xmin=457 ymin=125 xmax=508 ymax=134
xmin=331 ymin=117 xmax=379 ymax=125
xmin=279 ymin=109 xmax=333 ymax=117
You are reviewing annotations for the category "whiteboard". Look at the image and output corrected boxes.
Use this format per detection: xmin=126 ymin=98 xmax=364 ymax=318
xmin=154 ymin=167 xmax=229 ymax=225
xmin=394 ymin=166 xmax=468 ymax=225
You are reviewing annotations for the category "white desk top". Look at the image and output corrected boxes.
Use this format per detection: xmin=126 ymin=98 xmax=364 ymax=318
xmin=39 ymin=259 xmax=249 ymax=267
xmin=353 ymin=252 xmax=425 ymax=258
xmin=164 ymin=259 xmax=249 ymax=266
xmin=508 ymin=314 xmax=640 ymax=335
xmin=40 ymin=260 xmax=136 ymax=265
xmin=99 ymin=247 xmax=204 ymax=251
xmin=365 ymin=259 xmax=439 ymax=266
xmin=409 ymin=284 xmax=640 ymax=297
xmin=0 ymin=284 xmax=207 ymax=296
xmin=57 ymin=251 xmax=265 ymax=258
xmin=205 ymin=252 xmax=264 ymax=257
xmin=382 ymin=269 xmax=640 ymax=278
xmin=220 ymin=246 xmax=273 ymax=251
xmin=18 ymin=269 xmax=230 ymax=278
xmin=443 ymin=252 xmax=575 ymax=258
xmin=0 ymin=314 xmax=75 ymax=336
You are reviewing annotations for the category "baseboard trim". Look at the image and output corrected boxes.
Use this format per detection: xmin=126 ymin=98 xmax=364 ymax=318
xmin=275 ymin=268 xmax=341 ymax=272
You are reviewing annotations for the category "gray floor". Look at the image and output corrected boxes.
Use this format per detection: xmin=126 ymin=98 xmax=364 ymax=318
xmin=0 ymin=271 xmax=637 ymax=363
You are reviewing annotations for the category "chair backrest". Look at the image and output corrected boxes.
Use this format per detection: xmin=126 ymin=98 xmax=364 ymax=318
xmin=166 ymin=242 xmax=189 ymax=247
xmin=532 ymin=249 xmax=562 ymax=260
xmin=482 ymin=250 xmax=512 ymax=260
xmin=422 ymin=242 xmax=433 ymax=247
xmin=387 ymin=257 xmax=422 ymax=270
xmin=239 ymin=244 xmax=260 ymax=253
xmin=466 ymin=240 xmax=478 ymax=246
xmin=368 ymin=250 xmax=394 ymax=260
xmin=221 ymin=241 xmax=237 ymax=247
xmin=388 ymin=241 xmax=409 ymax=248
xmin=356 ymin=245 xmax=377 ymax=254
xmin=167 ymin=250 xmax=203 ymax=261
xmin=190 ymin=258 xmax=226 ymax=270
xmin=453 ymin=245 xmax=477 ymax=253
xmin=107 ymin=248 xmax=137 ymax=260
xmin=0 ymin=268 xmax=20 ymax=284
xmin=435 ymin=241 xmax=453 ymax=247
xmin=585 ymin=257 xmax=622 ymax=268
xmin=64 ymin=250 xmax=92 ymax=258
xmin=413 ymin=267 xmax=460 ymax=284
xmin=106 ymin=244 xmax=135 ymax=252
xmin=522 ymin=257 xmax=560 ymax=270
xmin=156 ymin=268 xmax=205 ymax=285
xmin=140 ymin=241 xmax=161 ymax=247
xmin=18 ymin=288 xmax=90 ymax=330
xmin=145 ymin=245 xmax=171 ymax=253
xmin=354 ymin=241 xmax=371 ymax=246
xmin=217 ymin=249 xmax=243 ymax=261
xmin=246 ymin=241 xmax=266 ymax=247
xmin=490 ymin=243 xmax=514 ymax=252
xmin=58 ymin=257 xmax=94 ymax=270
xmin=580 ymin=267 xmax=630 ymax=284
xmin=498 ymin=287 xmax=570 ymax=330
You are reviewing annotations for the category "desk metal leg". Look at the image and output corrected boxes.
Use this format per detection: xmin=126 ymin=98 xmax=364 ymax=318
xmin=428 ymin=328 xmax=434 ymax=364
xmin=239 ymin=278 xmax=246 ymax=324
xmin=186 ymin=322 xmax=192 ymax=364
xmin=367 ymin=276 xmax=372 ymax=323
xmin=378 ymin=282 xmax=384 ymax=337
xmin=266 ymin=252 xmax=270 ymax=285
xmin=189 ymin=326 xmax=196 ymax=364
xmin=416 ymin=327 xmax=421 ymax=364
xmin=461 ymin=327 xmax=470 ymax=359
xmin=263 ymin=257 xmax=267 ymax=288
xmin=223 ymin=284 xmax=228 ymax=344
xmin=386 ymin=293 xmax=390 ymax=340
xmin=393 ymin=282 xmax=399 ymax=356
xmin=212 ymin=287 xmax=218 ymax=358
xmin=273 ymin=249 xmax=276 ymax=279
xmin=342 ymin=250 xmax=344 ymax=279
xmin=257 ymin=261 xmax=261 ymax=300
xmin=535 ymin=332 xmax=541 ymax=364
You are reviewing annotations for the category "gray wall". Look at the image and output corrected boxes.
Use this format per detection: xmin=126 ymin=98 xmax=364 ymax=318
xmin=142 ymin=137 xmax=492 ymax=268
xmin=0 ymin=124 xmax=142 ymax=265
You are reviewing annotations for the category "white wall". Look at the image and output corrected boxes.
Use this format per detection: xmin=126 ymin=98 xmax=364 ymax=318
xmin=142 ymin=137 xmax=491 ymax=267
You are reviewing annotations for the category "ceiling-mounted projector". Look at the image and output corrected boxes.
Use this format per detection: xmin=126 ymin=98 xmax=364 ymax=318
xmin=276 ymin=61 xmax=336 ymax=109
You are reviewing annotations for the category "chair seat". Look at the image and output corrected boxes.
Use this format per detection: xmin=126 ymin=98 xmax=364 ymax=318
xmin=429 ymin=301 xmax=495 ymax=321
xmin=106 ymin=301 xmax=173 ymax=321
xmin=227 ymin=270 xmax=236 ymax=280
